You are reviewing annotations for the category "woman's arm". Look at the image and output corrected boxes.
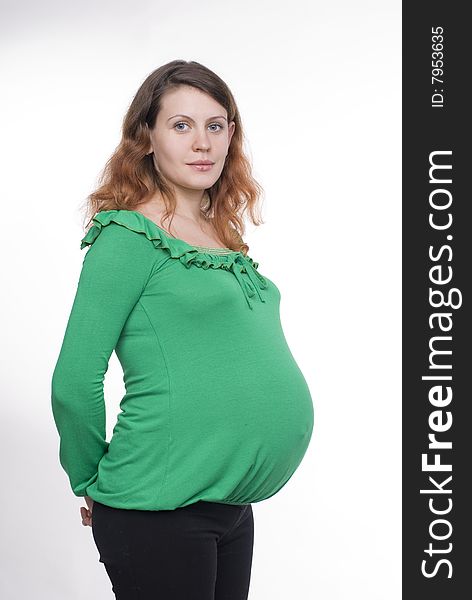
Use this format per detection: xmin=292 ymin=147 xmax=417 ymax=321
xmin=51 ymin=222 xmax=157 ymax=497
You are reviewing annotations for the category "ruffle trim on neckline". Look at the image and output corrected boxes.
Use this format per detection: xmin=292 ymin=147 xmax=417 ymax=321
xmin=80 ymin=209 xmax=268 ymax=309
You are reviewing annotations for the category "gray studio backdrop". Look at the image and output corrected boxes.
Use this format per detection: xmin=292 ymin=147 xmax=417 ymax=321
xmin=0 ymin=1 xmax=401 ymax=598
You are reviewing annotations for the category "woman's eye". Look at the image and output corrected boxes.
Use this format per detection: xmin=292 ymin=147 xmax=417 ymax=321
xmin=174 ymin=122 xmax=223 ymax=132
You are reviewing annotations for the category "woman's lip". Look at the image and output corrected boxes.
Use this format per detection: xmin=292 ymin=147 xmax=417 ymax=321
xmin=188 ymin=163 xmax=214 ymax=171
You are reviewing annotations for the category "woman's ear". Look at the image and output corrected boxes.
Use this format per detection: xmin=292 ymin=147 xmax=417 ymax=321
xmin=144 ymin=122 xmax=153 ymax=155
xmin=227 ymin=121 xmax=236 ymax=146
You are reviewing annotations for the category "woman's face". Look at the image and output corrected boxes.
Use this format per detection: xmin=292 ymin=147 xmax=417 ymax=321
xmin=148 ymin=85 xmax=235 ymax=195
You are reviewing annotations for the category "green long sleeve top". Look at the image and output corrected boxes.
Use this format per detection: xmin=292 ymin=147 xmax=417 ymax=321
xmin=51 ymin=209 xmax=314 ymax=510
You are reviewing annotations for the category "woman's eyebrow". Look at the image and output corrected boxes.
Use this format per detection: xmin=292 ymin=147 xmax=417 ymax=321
xmin=167 ymin=114 xmax=228 ymax=122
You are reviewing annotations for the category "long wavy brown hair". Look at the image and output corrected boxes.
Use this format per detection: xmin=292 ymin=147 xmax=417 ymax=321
xmin=80 ymin=59 xmax=265 ymax=254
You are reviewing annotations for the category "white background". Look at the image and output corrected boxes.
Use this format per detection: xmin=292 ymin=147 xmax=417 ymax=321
xmin=0 ymin=1 xmax=401 ymax=598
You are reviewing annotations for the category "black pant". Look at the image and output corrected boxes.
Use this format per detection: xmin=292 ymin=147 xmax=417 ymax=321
xmin=91 ymin=499 xmax=254 ymax=600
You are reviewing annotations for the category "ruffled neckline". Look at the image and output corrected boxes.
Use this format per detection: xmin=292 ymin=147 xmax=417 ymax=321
xmin=80 ymin=209 xmax=269 ymax=309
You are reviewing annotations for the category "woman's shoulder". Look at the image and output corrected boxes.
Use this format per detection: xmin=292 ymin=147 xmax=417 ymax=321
xmin=79 ymin=209 xmax=195 ymax=266
xmin=79 ymin=210 xmax=168 ymax=263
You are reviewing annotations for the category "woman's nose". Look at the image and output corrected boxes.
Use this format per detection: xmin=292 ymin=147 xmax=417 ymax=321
xmin=192 ymin=129 xmax=211 ymax=150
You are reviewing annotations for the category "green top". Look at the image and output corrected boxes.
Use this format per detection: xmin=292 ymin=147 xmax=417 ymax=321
xmin=51 ymin=209 xmax=314 ymax=510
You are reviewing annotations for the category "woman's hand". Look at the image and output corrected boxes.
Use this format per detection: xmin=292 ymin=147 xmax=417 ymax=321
xmin=80 ymin=495 xmax=94 ymax=527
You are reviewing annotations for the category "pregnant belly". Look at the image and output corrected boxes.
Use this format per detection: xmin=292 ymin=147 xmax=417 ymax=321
xmin=169 ymin=349 xmax=314 ymax=501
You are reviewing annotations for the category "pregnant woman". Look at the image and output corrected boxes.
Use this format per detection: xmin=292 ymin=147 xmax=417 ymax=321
xmin=51 ymin=59 xmax=314 ymax=600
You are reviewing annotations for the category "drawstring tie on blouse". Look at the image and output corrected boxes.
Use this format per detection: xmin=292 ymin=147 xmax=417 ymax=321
xmin=179 ymin=252 xmax=268 ymax=310
xmin=229 ymin=255 xmax=268 ymax=309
